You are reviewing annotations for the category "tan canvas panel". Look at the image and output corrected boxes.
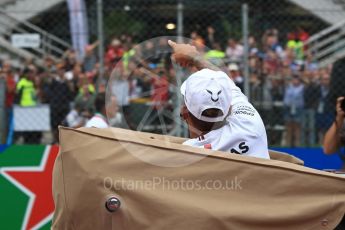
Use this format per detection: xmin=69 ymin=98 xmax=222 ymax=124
xmin=52 ymin=127 xmax=345 ymax=230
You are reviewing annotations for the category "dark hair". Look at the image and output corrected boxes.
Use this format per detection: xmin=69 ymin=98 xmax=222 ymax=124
xmin=22 ymin=68 xmax=31 ymax=75
xmin=189 ymin=108 xmax=225 ymax=132
xmin=329 ymin=58 xmax=345 ymax=108
xmin=292 ymin=74 xmax=301 ymax=80
xmin=202 ymin=108 xmax=224 ymax=118
xmin=95 ymin=93 xmax=106 ymax=113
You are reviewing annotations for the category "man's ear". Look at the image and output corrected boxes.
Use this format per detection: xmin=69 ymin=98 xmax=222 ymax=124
xmin=181 ymin=105 xmax=189 ymax=121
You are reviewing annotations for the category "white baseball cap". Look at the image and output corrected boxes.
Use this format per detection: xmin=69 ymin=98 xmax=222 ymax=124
xmin=180 ymin=69 xmax=232 ymax=122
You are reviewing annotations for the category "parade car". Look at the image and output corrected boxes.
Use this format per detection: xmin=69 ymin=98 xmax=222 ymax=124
xmin=52 ymin=127 xmax=345 ymax=229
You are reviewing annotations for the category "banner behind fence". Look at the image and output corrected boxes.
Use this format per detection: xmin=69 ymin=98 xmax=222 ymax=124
xmin=13 ymin=105 xmax=51 ymax=131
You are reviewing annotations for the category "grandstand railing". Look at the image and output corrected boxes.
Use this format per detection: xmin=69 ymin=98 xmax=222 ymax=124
xmin=0 ymin=0 xmax=15 ymax=6
xmin=305 ymin=19 xmax=345 ymax=67
xmin=333 ymin=0 xmax=345 ymax=10
xmin=0 ymin=9 xmax=71 ymax=64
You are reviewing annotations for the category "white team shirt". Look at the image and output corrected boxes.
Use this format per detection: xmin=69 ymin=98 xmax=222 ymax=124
xmin=183 ymin=76 xmax=270 ymax=159
xmin=85 ymin=113 xmax=109 ymax=128
xmin=66 ymin=109 xmax=84 ymax=128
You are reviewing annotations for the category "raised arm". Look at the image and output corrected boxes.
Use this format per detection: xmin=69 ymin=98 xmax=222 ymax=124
xmin=168 ymin=40 xmax=220 ymax=71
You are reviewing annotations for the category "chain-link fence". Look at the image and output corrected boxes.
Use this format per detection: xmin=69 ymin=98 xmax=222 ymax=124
xmin=1 ymin=0 xmax=345 ymax=147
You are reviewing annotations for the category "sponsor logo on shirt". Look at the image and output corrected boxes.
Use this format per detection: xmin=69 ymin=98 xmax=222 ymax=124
xmin=233 ymin=105 xmax=255 ymax=116
xmin=230 ymin=142 xmax=249 ymax=154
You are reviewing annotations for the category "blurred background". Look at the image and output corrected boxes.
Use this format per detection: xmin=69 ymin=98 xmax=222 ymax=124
xmin=0 ymin=0 xmax=345 ymax=148
xmin=2 ymin=1 xmax=345 ymax=229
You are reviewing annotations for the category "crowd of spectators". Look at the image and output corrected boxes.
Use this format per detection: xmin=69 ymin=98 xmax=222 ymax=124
xmin=1 ymin=41 xmax=105 ymax=144
xmin=0 ymin=26 xmax=334 ymax=147
xmin=189 ymin=26 xmax=333 ymax=147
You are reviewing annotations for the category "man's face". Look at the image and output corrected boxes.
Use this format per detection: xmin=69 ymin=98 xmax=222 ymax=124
xmin=230 ymin=70 xmax=239 ymax=77
xmin=180 ymin=104 xmax=189 ymax=124
xmin=27 ymin=71 xmax=35 ymax=81
xmin=267 ymin=35 xmax=277 ymax=46
xmin=321 ymin=76 xmax=330 ymax=87
xmin=180 ymin=104 xmax=200 ymax=138
xmin=228 ymin=39 xmax=235 ymax=48
xmin=3 ymin=62 xmax=11 ymax=72
xmin=292 ymin=78 xmax=300 ymax=86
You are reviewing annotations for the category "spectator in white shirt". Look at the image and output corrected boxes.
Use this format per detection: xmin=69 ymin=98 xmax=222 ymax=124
xmin=65 ymin=102 xmax=85 ymax=128
xmin=228 ymin=63 xmax=244 ymax=92
xmin=86 ymin=93 xmax=118 ymax=128
xmin=225 ymin=38 xmax=244 ymax=63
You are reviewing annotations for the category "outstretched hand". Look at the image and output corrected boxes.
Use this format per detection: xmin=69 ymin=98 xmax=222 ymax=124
xmin=168 ymin=40 xmax=219 ymax=71
xmin=168 ymin=40 xmax=199 ymax=68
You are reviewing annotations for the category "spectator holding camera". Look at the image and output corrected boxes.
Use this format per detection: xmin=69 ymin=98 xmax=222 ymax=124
xmin=323 ymin=57 xmax=345 ymax=156
xmin=323 ymin=97 xmax=345 ymax=155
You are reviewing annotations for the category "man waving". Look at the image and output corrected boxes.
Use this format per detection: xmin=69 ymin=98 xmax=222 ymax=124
xmin=169 ymin=40 xmax=269 ymax=159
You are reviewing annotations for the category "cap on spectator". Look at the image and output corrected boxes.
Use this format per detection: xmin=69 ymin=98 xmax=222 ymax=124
xmin=228 ymin=63 xmax=239 ymax=71
xmin=180 ymin=69 xmax=232 ymax=123
xmin=111 ymin=39 xmax=121 ymax=47
xmin=64 ymin=71 xmax=73 ymax=80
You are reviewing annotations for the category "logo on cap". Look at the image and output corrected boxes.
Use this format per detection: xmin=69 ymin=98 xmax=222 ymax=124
xmin=206 ymin=89 xmax=222 ymax=102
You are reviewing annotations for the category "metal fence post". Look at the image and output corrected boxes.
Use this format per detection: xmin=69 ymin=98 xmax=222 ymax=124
xmin=175 ymin=0 xmax=185 ymax=137
xmin=97 ymin=0 xmax=104 ymax=93
xmin=177 ymin=0 xmax=183 ymax=43
xmin=0 ymin=78 xmax=5 ymax=144
xmin=242 ymin=3 xmax=250 ymax=99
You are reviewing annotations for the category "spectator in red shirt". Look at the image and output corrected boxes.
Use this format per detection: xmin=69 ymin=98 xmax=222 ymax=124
xmin=297 ymin=26 xmax=310 ymax=52
xmin=105 ymin=38 xmax=124 ymax=68
xmin=1 ymin=61 xmax=16 ymax=142
xmin=297 ymin=26 xmax=309 ymax=43
xmin=2 ymin=62 xmax=16 ymax=109
xmin=150 ymin=64 xmax=169 ymax=110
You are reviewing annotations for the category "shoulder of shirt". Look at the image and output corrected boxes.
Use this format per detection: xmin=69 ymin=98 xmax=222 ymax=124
xmin=85 ymin=116 xmax=108 ymax=128
xmin=228 ymin=103 xmax=266 ymax=137
xmin=183 ymin=138 xmax=202 ymax=147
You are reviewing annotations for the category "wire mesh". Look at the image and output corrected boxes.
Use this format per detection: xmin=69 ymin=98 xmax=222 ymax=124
xmin=1 ymin=0 xmax=344 ymax=147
